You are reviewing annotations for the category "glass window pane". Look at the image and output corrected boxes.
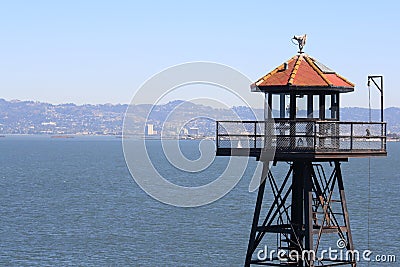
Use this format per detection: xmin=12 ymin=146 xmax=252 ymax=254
xmin=264 ymin=93 xmax=269 ymax=119
xmin=283 ymin=94 xmax=290 ymax=118
xmin=271 ymin=93 xmax=290 ymax=118
xmin=272 ymin=94 xmax=280 ymax=118
xmin=325 ymin=95 xmax=332 ymax=119
xmin=296 ymin=94 xmax=307 ymax=118
xmin=331 ymin=94 xmax=338 ymax=119
xmin=313 ymin=95 xmax=319 ymax=118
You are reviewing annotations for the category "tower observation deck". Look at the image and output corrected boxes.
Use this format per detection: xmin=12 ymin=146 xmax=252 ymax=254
xmin=216 ymin=52 xmax=386 ymax=160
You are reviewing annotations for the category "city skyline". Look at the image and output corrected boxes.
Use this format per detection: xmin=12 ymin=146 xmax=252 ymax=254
xmin=1 ymin=98 xmax=400 ymax=136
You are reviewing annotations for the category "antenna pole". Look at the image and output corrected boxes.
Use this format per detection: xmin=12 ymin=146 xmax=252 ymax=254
xmin=367 ymin=75 xmax=384 ymax=122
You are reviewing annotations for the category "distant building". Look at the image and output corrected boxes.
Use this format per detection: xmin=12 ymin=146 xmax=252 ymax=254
xmin=180 ymin=128 xmax=189 ymax=135
xmin=145 ymin=124 xmax=156 ymax=135
xmin=41 ymin=121 xmax=57 ymax=126
xmin=188 ymin=127 xmax=199 ymax=136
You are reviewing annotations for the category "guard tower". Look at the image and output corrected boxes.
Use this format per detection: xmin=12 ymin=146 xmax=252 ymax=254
xmin=216 ymin=36 xmax=387 ymax=267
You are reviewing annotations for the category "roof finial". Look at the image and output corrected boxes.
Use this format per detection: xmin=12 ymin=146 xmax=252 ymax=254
xmin=292 ymin=34 xmax=307 ymax=53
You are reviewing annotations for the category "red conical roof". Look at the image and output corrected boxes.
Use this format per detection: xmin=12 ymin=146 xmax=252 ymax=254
xmin=251 ymin=54 xmax=354 ymax=92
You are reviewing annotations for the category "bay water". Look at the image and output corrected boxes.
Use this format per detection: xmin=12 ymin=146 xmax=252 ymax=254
xmin=0 ymin=136 xmax=399 ymax=266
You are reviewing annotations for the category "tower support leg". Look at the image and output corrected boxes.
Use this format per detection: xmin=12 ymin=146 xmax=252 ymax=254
xmin=245 ymin=164 xmax=267 ymax=267
xmin=303 ymin=162 xmax=314 ymax=267
xmin=244 ymin=160 xmax=355 ymax=267
xmin=335 ymin=162 xmax=356 ymax=267
xmin=291 ymin=161 xmax=305 ymax=265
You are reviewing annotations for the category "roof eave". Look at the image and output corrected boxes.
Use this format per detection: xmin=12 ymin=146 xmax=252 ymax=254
xmin=252 ymin=85 xmax=354 ymax=93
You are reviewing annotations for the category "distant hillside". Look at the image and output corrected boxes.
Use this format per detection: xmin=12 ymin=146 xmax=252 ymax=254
xmin=0 ymin=98 xmax=399 ymax=135
xmin=341 ymin=107 xmax=400 ymax=132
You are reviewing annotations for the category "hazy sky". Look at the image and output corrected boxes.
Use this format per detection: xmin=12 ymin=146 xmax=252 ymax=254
xmin=0 ymin=1 xmax=399 ymax=108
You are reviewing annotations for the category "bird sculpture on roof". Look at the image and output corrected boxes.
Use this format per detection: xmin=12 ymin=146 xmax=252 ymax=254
xmin=292 ymin=34 xmax=307 ymax=53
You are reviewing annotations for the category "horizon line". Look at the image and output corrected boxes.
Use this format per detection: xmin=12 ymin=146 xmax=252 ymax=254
xmin=0 ymin=98 xmax=397 ymax=110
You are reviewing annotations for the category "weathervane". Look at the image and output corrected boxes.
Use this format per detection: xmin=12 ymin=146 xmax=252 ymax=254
xmin=291 ymin=34 xmax=307 ymax=53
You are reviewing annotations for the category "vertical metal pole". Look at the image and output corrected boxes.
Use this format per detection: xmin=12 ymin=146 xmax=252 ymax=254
xmin=350 ymin=123 xmax=353 ymax=151
xmin=337 ymin=93 xmax=340 ymax=121
xmin=384 ymin=123 xmax=387 ymax=150
xmin=265 ymin=93 xmax=273 ymax=149
xmin=367 ymin=75 xmax=384 ymax=122
xmin=291 ymin=161 xmax=304 ymax=266
xmin=331 ymin=93 xmax=336 ymax=119
xmin=381 ymin=76 xmax=384 ymax=123
xmin=290 ymin=92 xmax=296 ymax=120
xmin=304 ymin=162 xmax=314 ymax=267
xmin=314 ymin=123 xmax=317 ymax=151
xmin=281 ymin=93 xmax=286 ymax=118
xmin=320 ymin=94 xmax=325 ymax=120
xmin=380 ymin=78 xmax=384 ymax=153
xmin=216 ymin=121 xmax=219 ymax=149
xmin=380 ymin=76 xmax=386 ymax=153
xmin=335 ymin=161 xmax=356 ymax=267
xmin=254 ymin=121 xmax=257 ymax=148
xmin=245 ymin=167 xmax=267 ymax=267
xmin=266 ymin=93 xmax=272 ymax=120
xmin=307 ymin=94 xmax=313 ymax=119
xmin=290 ymin=93 xmax=296 ymax=149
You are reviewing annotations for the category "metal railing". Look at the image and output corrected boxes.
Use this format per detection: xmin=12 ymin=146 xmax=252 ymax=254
xmin=216 ymin=120 xmax=387 ymax=153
